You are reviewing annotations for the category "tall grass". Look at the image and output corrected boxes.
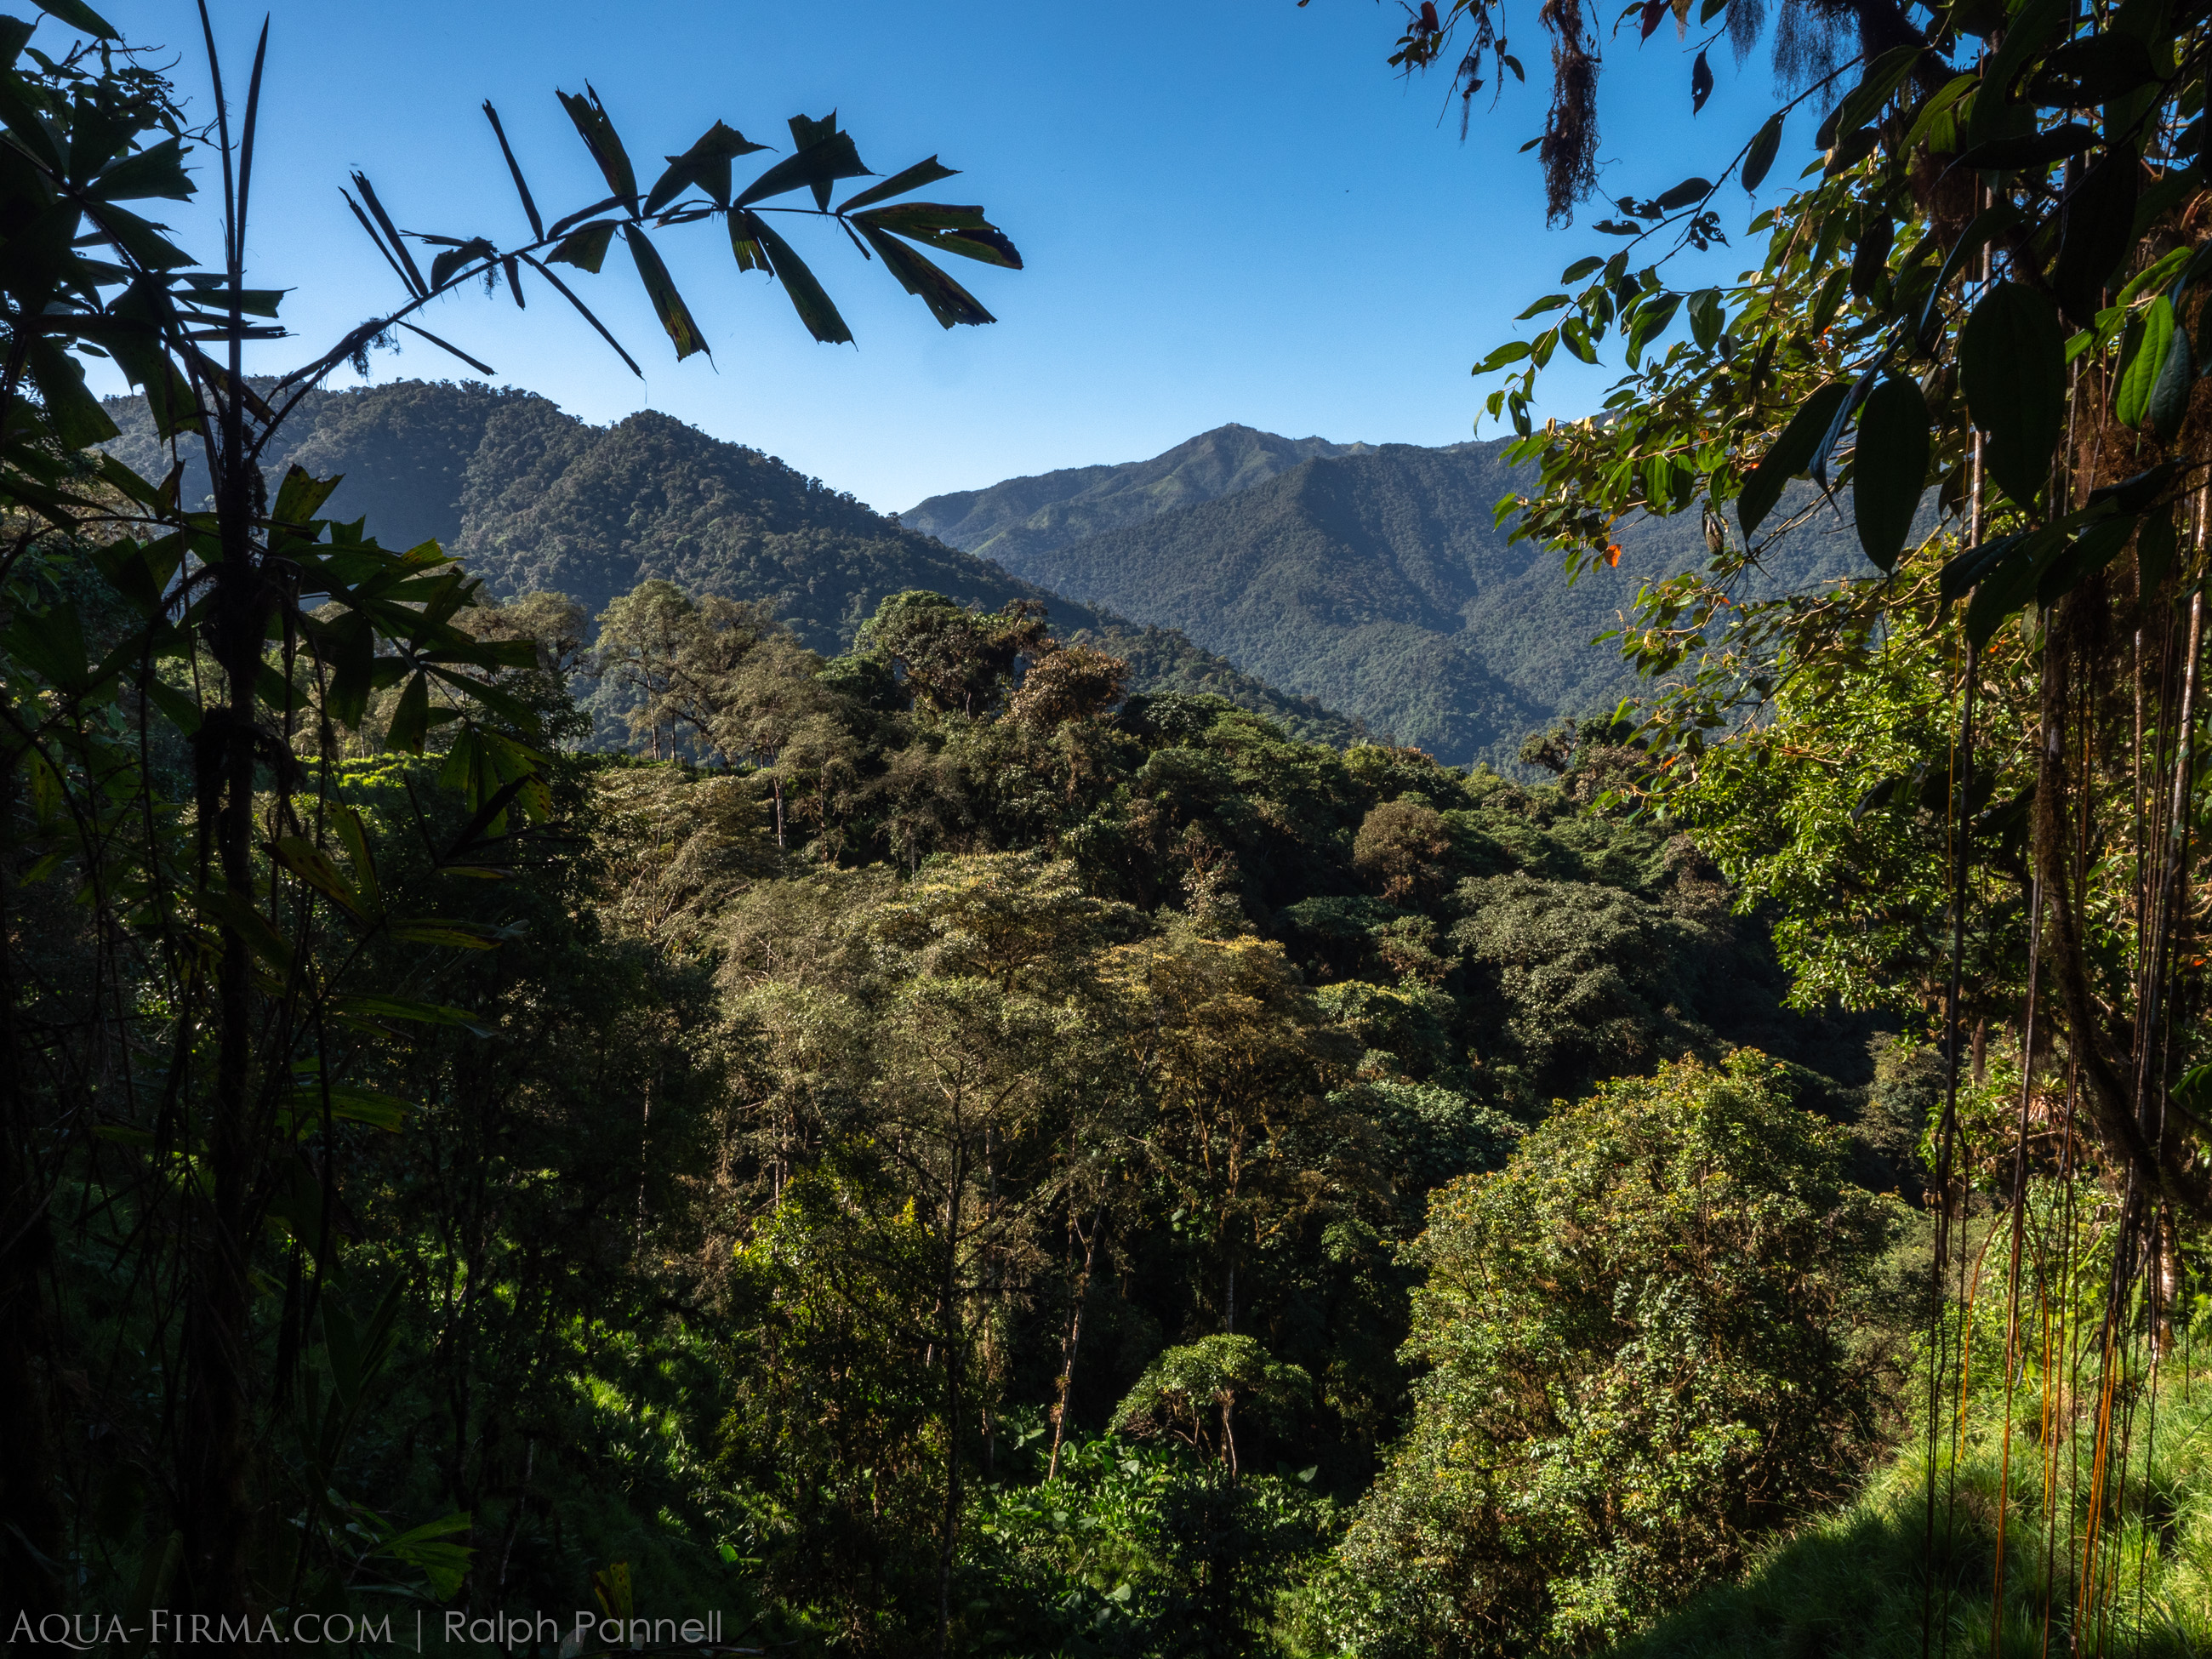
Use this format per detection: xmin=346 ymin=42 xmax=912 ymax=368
xmin=1615 ymin=1191 xmax=2212 ymax=1658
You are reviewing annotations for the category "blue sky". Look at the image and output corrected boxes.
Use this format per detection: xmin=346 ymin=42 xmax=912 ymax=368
xmin=71 ymin=0 xmax=1786 ymax=513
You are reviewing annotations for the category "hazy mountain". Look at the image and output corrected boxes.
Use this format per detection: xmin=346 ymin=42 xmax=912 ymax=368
xmin=983 ymin=439 xmax=1870 ymax=770
xmin=901 ymin=423 xmax=1372 ymax=566
xmin=97 ymin=381 xmax=1365 ymax=746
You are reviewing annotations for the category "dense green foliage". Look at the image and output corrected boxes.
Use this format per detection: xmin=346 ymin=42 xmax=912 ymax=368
xmin=36 ymin=0 xmax=2212 ymax=1646
xmin=1380 ymin=0 xmax=2212 ymax=1644
xmin=9 ymin=514 xmax=1890 ymax=1654
xmin=1333 ymin=1054 xmax=1903 ymax=1656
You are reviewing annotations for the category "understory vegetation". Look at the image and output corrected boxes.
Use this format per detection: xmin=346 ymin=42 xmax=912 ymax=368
xmin=15 ymin=548 xmax=1909 ymax=1653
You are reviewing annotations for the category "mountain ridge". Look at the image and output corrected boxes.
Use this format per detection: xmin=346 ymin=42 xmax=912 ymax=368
xmin=901 ymin=422 xmax=1374 ymax=566
xmin=955 ymin=435 xmax=1871 ymax=769
xmin=95 ymin=382 xmax=1368 ymax=747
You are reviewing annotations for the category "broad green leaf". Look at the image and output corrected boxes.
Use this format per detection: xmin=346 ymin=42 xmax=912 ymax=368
xmin=1937 ymin=529 xmax=2029 ymax=601
xmin=556 ymin=86 xmax=639 ymax=205
xmin=386 ymin=921 xmax=499 ymax=949
xmin=2 ymin=605 xmax=90 ymax=690
xmin=548 ymin=221 xmax=617 ymax=273
xmin=2027 ymin=32 xmax=2158 ymax=105
xmin=1738 ymin=379 xmax=1850 ymax=536
xmin=1962 ymin=524 xmax=2068 ymax=645
xmin=396 ymin=321 xmax=493 ymax=376
xmin=1625 ymin=292 xmax=1680 ymax=366
xmin=838 ymin=156 xmax=959 ymax=214
xmin=2149 ymin=317 xmax=2192 ymax=442
xmin=2084 ymin=460 xmax=2182 ymax=516
xmin=1825 ymin=126 xmax=1880 ymax=175
xmin=2116 ymin=245 xmax=2190 ymax=309
xmin=24 ymin=337 xmax=119 ymax=449
xmin=1810 ymin=367 xmax=1878 ymax=493
xmin=2115 ymin=296 xmax=2175 ymax=429
xmin=1742 ymin=112 xmax=1782 ymax=191
xmin=2052 ymin=145 xmax=2141 ymax=328
xmin=271 ymin=465 xmax=341 ymax=526
xmin=1901 ymin=73 xmax=1979 ymax=151
xmin=728 ymin=208 xmax=768 ymax=274
xmin=482 ymin=101 xmax=544 ymax=238
xmin=853 ymin=202 xmax=1021 ymax=268
xmin=786 ymin=111 xmax=842 ymax=205
xmin=1950 ymin=122 xmax=2096 ymax=173
xmin=328 ymin=995 xmax=494 ymax=1038
xmin=88 ymin=138 xmax=191 ymax=202
xmin=1850 ymin=375 xmax=1929 ymax=571
xmin=623 ymin=225 xmax=709 ymax=359
xmin=1473 ymin=341 xmax=1533 ymax=375
xmin=374 ymin=1514 xmax=476 ymax=1601
xmin=856 ymin=224 xmax=995 ymax=328
xmin=1687 ymin=288 xmax=1724 ymax=350
xmin=386 ymin=671 xmax=432 ymax=754
xmin=429 ymin=237 xmax=495 ymax=291
xmin=1808 ymin=266 xmax=1851 ymax=335
xmin=94 ymin=453 xmax=167 ymax=510
xmin=423 ymin=665 xmax=544 ymax=738
xmin=270 ymin=836 xmax=368 ymax=922
xmin=2035 ymin=512 xmax=2137 ymax=605
xmin=35 ymin=0 xmax=117 ymax=38
xmin=279 ymin=1085 xmax=414 ymax=1136
xmin=739 ymin=212 xmax=854 ymax=342
xmin=1830 ymin=43 xmax=1923 ymax=137
xmin=1849 ymin=212 xmax=1894 ymax=300
xmin=308 ymin=608 xmax=377 ymax=730
xmin=143 ymin=676 xmax=201 ymax=737
xmin=644 ymin=119 xmax=770 ymax=214
xmin=1967 ymin=0 xmax=2067 ymax=140
xmin=330 ymin=805 xmax=384 ymax=915
xmin=734 ymin=129 xmax=869 ymax=209
xmin=174 ymin=273 xmax=285 ymax=318
xmin=1916 ymin=203 xmax=2023 ymax=339
xmin=348 ymin=174 xmax=427 ymax=295
xmin=1958 ymin=282 xmax=2066 ymax=508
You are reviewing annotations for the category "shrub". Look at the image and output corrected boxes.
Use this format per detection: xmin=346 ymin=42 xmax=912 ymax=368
xmin=1334 ymin=1052 xmax=1902 ymax=1655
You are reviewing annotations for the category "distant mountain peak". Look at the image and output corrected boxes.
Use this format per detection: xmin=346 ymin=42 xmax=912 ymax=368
xmin=900 ymin=422 xmax=1371 ymax=567
xmin=95 ymin=379 xmax=1369 ymax=748
xmin=972 ymin=434 xmax=1874 ymax=770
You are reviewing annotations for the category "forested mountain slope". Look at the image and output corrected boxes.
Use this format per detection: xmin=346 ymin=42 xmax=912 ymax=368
xmin=898 ymin=429 xmax=1867 ymax=765
xmin=97 ymin=381 xmax=1363 ymax=744
xmin=899 ymin=422 xmax=1372 ymax=564
xmin=914 ymin=436 xmax=1869 ymax=769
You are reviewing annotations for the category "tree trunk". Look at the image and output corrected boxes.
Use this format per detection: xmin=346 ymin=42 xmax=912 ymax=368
xmin=183 ymin=373 xmax=265 ymax=1628
xmin=1046 ymin=1208 xmax=1102 ymax=1482
xmin=936 ymin=1150 xmax=965 ymax=1659
xmin=0 ymin=758 xmax=66 ymax=1639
